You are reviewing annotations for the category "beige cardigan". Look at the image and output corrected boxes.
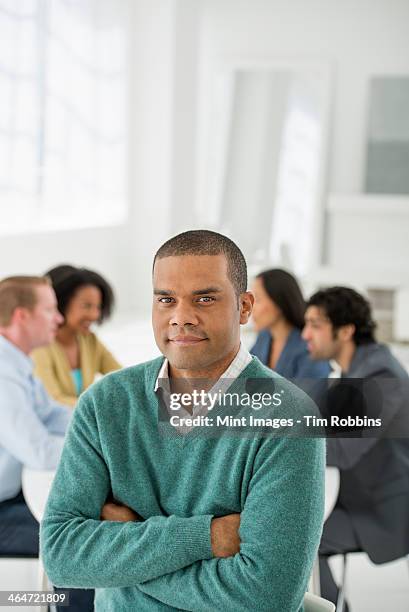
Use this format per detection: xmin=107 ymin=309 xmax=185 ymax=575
xmin=32 ymin=333 xmax=121 ymax=407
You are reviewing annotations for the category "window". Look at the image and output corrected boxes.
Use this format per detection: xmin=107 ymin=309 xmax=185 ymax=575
xmin=0 ymin=0 xmax=128 ymax=235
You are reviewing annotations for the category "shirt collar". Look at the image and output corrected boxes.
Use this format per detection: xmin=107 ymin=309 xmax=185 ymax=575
xmin=328 ymin=359 xmax=342 ymax=378
xmin=154 ymin=356 xmax=170 ymax=392
xmin=154 ymin=343 xmax=253 ymax=392
xmin=0 ymin=335 xmax=34 ymax=378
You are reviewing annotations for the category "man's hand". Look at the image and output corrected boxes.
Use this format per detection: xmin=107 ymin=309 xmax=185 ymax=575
xmin=211 ymin=513 xmax=241 ymax=558
xmin=101 ymin=501 xmax=143 ymax=522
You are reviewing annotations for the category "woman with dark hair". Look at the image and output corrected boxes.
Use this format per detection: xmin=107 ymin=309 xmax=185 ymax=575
xmin=250 ymin=269 xmax=329 ymax=379
xmin=32 ymin=265 xmax=121 ymax=406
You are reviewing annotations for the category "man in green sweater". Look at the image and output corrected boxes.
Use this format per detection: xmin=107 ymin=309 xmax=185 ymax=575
xmin=41 ymin=230 xmax=325 ymax=611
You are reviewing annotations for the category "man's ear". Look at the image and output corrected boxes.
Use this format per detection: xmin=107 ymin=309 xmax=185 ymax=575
xmin=10 ymin=306 xmax=31 ymax=326
xmin=239 ymin=291 xmax=254 ymax=324
xmin=338 ymin=323 xmax=355 ymax=343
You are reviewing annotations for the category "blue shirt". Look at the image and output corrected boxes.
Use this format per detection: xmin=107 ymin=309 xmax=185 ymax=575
xmin=0 ymin=335 xmax=71 ymax=502
xmin=71 ymin=368 xmax=83 ymax=396
xmin=250 ymin=328 xmax=330 ymax=379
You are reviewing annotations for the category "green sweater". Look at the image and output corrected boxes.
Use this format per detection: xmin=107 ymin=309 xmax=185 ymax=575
xmin=40 ymin=356 xmax=325 ymax=611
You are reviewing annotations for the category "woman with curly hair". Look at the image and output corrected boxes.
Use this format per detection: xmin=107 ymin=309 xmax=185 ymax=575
xmin=32 ymin=264 xmax=121 ymax=406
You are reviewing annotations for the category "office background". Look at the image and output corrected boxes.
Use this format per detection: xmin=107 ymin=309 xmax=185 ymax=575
xmin=0 ymin=1 xmax=408 ymax=610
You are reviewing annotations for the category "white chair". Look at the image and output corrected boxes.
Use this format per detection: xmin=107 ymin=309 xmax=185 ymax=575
xmin=0 ymin=555 xmax=48 ymax=612
xmin=304 ymin=591 xmax=336 ymax=612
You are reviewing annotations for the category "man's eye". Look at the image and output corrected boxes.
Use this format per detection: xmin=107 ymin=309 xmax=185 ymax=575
xmin=197 ymin=296 xmax=214 ymax=303
xmin=158 ymin=297 xmax=173 ymax=304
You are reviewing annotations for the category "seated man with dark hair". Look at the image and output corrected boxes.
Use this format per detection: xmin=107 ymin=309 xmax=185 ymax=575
xmin=303 ymin=286 xmax=409 ymax=611
xmin=41 ymin=230 xmax=325 ymax=612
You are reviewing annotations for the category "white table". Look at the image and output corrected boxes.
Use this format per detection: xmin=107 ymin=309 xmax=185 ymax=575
xmin=22 ymin=469 xmax=55 ymax=523
xmin=310 ymin=467 xmax=340 ymax=596
xmin=324 ymin=466 xmax=340 ymax=521
xmin=22 ymin=468 xmax=56 ymax=612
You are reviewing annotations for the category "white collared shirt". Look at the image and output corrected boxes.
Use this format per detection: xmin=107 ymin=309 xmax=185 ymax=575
xmin=154 ymin=344 xmax=253 ymax=433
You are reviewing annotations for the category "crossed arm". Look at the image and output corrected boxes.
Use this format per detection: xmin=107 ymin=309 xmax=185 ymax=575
xmin=101 ymin=501 xmax=241 ymax=559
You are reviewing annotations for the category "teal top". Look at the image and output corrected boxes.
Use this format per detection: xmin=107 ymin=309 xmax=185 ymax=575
xmin=40 ymin=356 xmax=325 ymax=612
xmin=71 ymin=368 xmax=83 ymax=396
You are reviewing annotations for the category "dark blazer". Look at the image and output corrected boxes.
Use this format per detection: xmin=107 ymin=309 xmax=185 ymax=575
xmin=326 ymin=343 xmax=409 ymax=563
xmin=250 ymin=328 xmax=330 ymax=379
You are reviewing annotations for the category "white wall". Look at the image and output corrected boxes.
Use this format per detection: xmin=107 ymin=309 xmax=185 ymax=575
xmin=0 ymin=226 xmax=133 ymax=309
xmin=199 ymin=0 xmax=409 ymax=194
xmin=326 ymin=195 xmax=409 ymax=285
xmin=198 ymin=0 xmax=409 ymax=336
xmin=127 ymin=0 xmax=204 ymax=313
xmin=126 ymin=0 xmax=174 ymax=314
xmin=0 ymin=0 xmax=178 ymax=318
xmin=2 ymin=0 xmax=409 ymax=319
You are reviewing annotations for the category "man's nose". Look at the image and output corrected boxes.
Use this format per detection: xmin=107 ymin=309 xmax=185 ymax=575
xmin=169 ymin=302 xmax=199 ymax=327
xmin=56 ymin=311 xmax=64 ymax=325
xmin=301 ymin=325 xmax=309 ymax=341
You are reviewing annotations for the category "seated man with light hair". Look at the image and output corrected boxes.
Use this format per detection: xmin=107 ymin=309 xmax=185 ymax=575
xmin=0 ymin=276 xmax=93 ymax=612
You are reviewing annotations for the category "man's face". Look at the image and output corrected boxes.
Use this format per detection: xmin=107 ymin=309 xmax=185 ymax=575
xmin=24 ymin=285 xmax=63 ymax=351
xmin=152 ymin=254 xmax=253 ymax=376
xmin=302 ymin=305 xmax=340 ymax=361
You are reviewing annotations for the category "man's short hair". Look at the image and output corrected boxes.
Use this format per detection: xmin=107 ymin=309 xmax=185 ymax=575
xmin=307 ymin=286 xmax=376 ymax=345
xmin=0 ymin=276 xmax=50 ymax=326
xmin=153 ymin=230 xmax=247 ymax=297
